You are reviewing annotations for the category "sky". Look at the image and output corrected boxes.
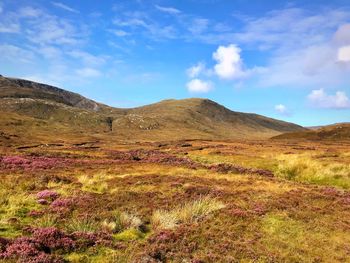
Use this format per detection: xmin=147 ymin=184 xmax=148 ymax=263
xmin=0 ymin=0 xmax=350 ymax=126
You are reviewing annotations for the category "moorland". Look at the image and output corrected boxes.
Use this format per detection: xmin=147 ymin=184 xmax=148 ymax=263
xmin=0 ymin=76 xmax=350 ymax=262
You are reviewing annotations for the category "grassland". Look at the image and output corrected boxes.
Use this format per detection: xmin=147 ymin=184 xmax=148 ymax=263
xmin=0 ymin=138 xmax=350 ymax=262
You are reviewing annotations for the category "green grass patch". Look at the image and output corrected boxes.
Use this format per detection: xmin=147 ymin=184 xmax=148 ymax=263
xmin=113 ymin=228 xmax=145 ymax=241
xmin=275 ymin=154 xmax=350 ymax=189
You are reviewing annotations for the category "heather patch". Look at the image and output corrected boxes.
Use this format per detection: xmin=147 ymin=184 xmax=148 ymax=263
xmin=0 ymin=227 xmax=113 ymax=263
xmin=0 ymin=156 xmax=72 ymax=170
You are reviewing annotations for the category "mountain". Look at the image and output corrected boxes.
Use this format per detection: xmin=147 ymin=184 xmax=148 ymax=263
xmin=0 ymin=75 xmax=305 ymax=144
xmin=272 ymin=123 xmax=350 ymax=140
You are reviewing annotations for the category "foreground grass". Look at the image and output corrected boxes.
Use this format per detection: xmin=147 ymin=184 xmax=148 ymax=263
xmin=152 ymin=196 xmax=225 ymax=230
xmin=275 ymin=154 xmax=350 ymax=189
xmin=0 ymin=140 xmax=350 ymax=262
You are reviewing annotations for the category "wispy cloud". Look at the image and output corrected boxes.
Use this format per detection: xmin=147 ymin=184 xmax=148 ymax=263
xmin=52 ymin=2 xmax=79 ymax=14
xmin=0 ymin=22 xmax=20 ymax=33
xmin=0 ymin=44 xmax=36 ymax=63
xmin=188 ymin=18 xmax=209 ymax=35
xmin=67 ymin=50 xmax=107 ymax=67
xmin=112 ymin=12 xmax=177 ymax=40
xmin=186 ymin=62 xmax=206 ymax=78
xmin=18 ymin=6 xmax=42 ymax=17
xmin=76 ymin=67 xmax=102 ymax=78
xmin=111 ymin=29 xmax=129 ymax=37
xmin=155 ymin=5 xmax=181 ymax=15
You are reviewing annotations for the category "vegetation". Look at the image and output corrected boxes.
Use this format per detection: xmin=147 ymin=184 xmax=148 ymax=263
xmin=0 ymin=138 xmax=349 ymax=262
xmin=0 ymin=76 xmax=350 ymax=261
xmin=152 ymin=196 xmax=225 ymax=230
xmin=275 ymin=154 xmax=350 ymax=188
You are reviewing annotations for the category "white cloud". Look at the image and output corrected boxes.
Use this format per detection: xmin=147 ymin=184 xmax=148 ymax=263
xmin=308 ymin=89 xmax=350 ymax=109
xmin=186 ymin=62 xmax=206 ymax=78
xmin=212 ymin=44 xmax=245 ymax=79
xmin=275 ymin=104 xmax=291 ymax=116
xmin=76 ymin=68 xmax=102 ymax=78
xmin=155 ymin=5 xmax=181 ymax=15
xmin=333 ymin=23 xmax=350 ymax=45
xmin=338 ymin=46 xmax=350 ymax=62
xmin=52 ymin=2 xmax=79 ymax=13
xmin=186 ymin=79 xmax=213 ymax=93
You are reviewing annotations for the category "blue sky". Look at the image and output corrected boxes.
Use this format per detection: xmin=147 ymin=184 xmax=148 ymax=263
xmin=0 ymin=0 xmax=350 ymax=126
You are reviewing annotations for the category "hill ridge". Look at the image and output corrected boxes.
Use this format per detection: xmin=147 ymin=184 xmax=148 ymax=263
xmin=0 ymin=75 xmax=305 ymax=142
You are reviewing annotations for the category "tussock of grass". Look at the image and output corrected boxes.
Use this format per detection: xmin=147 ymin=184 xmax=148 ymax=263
xmin=66 ymin=218 xmax=98 ymax=233
xmin=152 ymin=196 xmax=225 ymax=230
xmin=275 ymin=154 xmax=350 ymax=189
xmin=102 ymin=211 xmax=142 ymax=233
xmin=34 ymin=214 xmax=58 ymax=228
xmin=78 ymin=173 xmax=109 ymax=194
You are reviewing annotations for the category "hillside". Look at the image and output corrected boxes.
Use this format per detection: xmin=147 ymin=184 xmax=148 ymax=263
xmin=272 ymin=123 xmax=350 ymax=140
xmin=0 ymin=75 xmax=305 ymax=143
xmin=114 ymin=98 xmax=305 ymax=140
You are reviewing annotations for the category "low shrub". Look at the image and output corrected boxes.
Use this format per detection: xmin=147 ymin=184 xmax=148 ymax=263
xmin=36 ymin=190 xmax=59 ymax=201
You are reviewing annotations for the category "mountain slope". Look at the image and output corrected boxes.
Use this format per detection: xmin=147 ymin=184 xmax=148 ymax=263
xmin=0 ymin=75 xmax=122 ymax=113
xmin=0 ymin=75 xmax=305 ymax=142
xmin=272 ymin=123 xmax=350 ymax=140
xmin=112 ymin=98 xmax=305 ymax=140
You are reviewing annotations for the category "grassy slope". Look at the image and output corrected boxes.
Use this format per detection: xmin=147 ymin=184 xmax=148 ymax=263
xmin=0 ymin=76 xmax=305 ymax=141
xmin=114 ymin=98 xmax=305 ymax=140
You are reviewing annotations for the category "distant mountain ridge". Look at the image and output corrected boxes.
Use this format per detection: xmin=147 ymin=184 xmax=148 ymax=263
xmin=0 ymin=75 xmax=305 ymax=143
xmin=273 ymin=123 xmax=350 ymax=140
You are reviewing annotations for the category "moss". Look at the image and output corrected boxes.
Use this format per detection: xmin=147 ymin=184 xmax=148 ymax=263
xmin=113 ymin=228 xmax=145 ymax=241
xmin=65 ymin=252 xmax=90 ymax=263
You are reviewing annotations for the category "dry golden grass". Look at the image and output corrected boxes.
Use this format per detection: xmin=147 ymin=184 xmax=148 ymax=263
xmin=275 ymin=154 xmax=350 ymax=188
xmin=152 ymin=196 xmax=225 ymax=230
